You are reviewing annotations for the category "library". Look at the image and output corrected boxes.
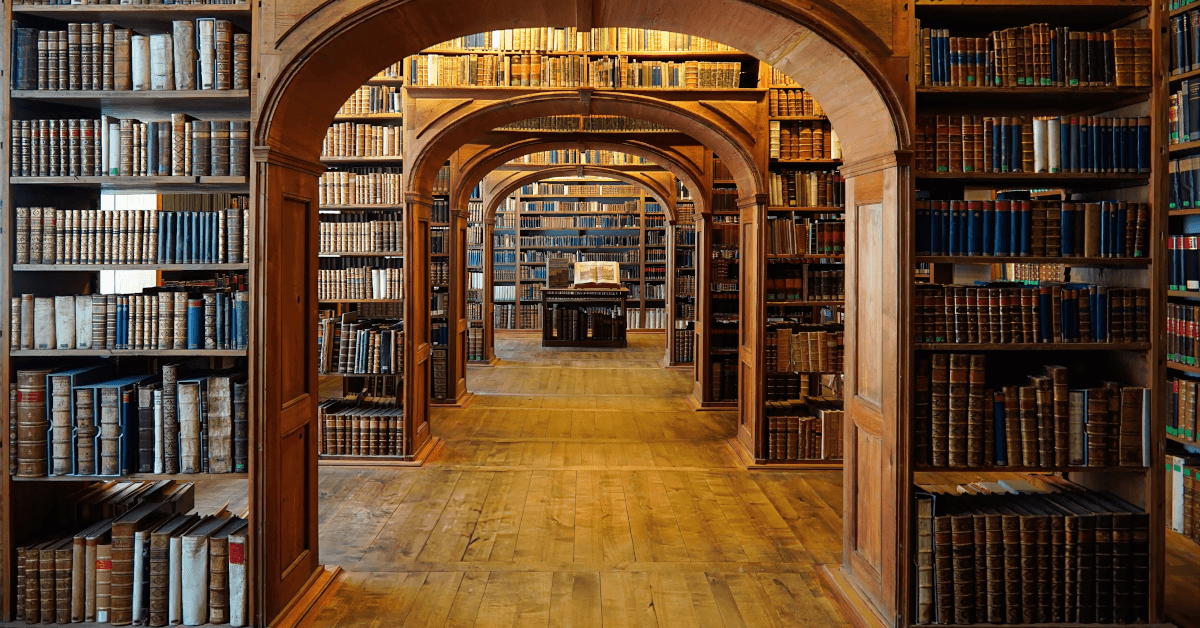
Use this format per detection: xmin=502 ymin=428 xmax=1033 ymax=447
xmin=5 ymin=0 xmax=1200 ymax=627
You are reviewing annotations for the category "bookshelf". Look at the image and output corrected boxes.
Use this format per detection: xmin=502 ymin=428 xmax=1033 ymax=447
xmin=315 ymin=61 xmax=410 ymax=460
xmin=904 ymin=5 xmax=1166 ymax=626
xmin=1 ymin=1 xmax=256 ymax=623
xmin=666 ymin=193 xmax=696 ymax=366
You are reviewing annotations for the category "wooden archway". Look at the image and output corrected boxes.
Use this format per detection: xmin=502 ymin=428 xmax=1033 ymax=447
xmin=481 ymin=166 xmax=676 ymax=219
xmin=251 ymin=1 xmax=911 ymax=624
xmin=449 ymin=135 xmax=710 ymax=218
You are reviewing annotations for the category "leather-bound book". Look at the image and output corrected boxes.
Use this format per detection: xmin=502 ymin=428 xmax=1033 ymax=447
xmin=209 ymin=120 xmax=230 ymax=177
xmin=1085 ymin=387 xmax=1111 ymax=467
xmin=16 ymin=546 xmax=26 ymax=621
xmin=209 ymin=518 xmax=248 ymax=624
xmin=161 ymin=363 xmax=181 ymax=474
xmin=981 ymin=508 xmax=1005 ymax=623
xmin=191 ymin=120 xmax=211 ymax=177
xmin=228 ymin=522 xmax=250 ymax=627
xmin=149 ymin=514 xmax=199 ymax=627
xmin=182 ymin=516 xmax=236 ymax=625
xmin=40 ymin=539 xmax=57 ymax=622
xmin=178 ymin=380 xmax=203 ymax=474
xmin=970 ymin=505 xmax=988 ymax=621
xmin=214 ymin=21 xmax=232 ymax=90
xmin=1031 ymin=376 xmax=1053 ymax=468
xmin=933 ymin=501 xmax=955 ymax=623
xmin=1118 ymin=387 xmax=1144 ymax=466
xmin=995 ymin=505 xmax=1021 ymax=623
xmin=110 ymin=500 xmax=169 ymax=625
xmin=1045 ymin=365 xmax=1070 ymax=467
xmin=71 ymin=519 xmax=108 ymax=622
xmin=930 ymin=354 xmax=950 ymax=467
xmin=1017 ymin=386 xmax=1038 ymax=467
xmin=947 ymin=354 xmax=970 ymax=467
xmin=1011 ymin=504 xmax=1039 ymax=623
xmin=54 ymin=535 xmax=74 ymax=624
xmin=966 ymin=355 xmax=986 ymax=467
xmin=950 ymin=505 xmax=975 ymax=624
xmin=138 ymin=383 xmax=158 ymax=473
xmin=24 ymin=540 xmax=47 ymax=622
xmin=915 ymin=493 xmax=936 ymax=624
xmin=915 ymin=357 xmax=932 ymax=466
xmin=99 ymin=386 xmax=121 ymax=475
xmin=16 ymin=369 xmax=53 ymax=477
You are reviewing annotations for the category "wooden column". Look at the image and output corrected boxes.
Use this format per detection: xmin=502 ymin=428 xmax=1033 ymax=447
xmin=404 ymin=191 xmax=435 ymax=457
xmin=441 ymin=203 xmax=471 ymax=404
xmin=820 ymin=155 xmax=909 ymax=627
xmin=251 ymin=147 xmax=324 ymax=624
xmin=737 ymin=193 xmax=768 ymax=458
xmin=691 ymin=211 xmax=712 ymax=404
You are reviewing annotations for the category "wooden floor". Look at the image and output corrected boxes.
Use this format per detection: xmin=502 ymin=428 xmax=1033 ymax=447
xmin=300 ymin=332 xmax=1200 ymax=627
xmin=304 ymin=333 xmax=852 ymax=627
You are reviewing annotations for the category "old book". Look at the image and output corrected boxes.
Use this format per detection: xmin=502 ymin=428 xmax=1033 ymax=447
xmin=138 ymin=383 xmax=158 ymax=473
xmin=228 ymin=520 xmax=249 ymax=627
xmin=161 ymin=363 xmax=182 ymax=474
xmin=178 ymin=380 xmax=203 ymax=474
xmin=19 ymin=294 xmax=34 ymax=349
xmin=171 ymin=113 xmax=188 ymax=176
xmin=966 ymin=355 xmax=986 ymax=467
xmin=149 ymin=514 xmax=199 ymax=628
xmin=209 ymin=518 xmax=247 ymax=624
xmin=947 ymin=354 xmax=970 ymax=467
xmin=75 ymin=295 xmax=93 ymax=349
xmin=131 ymin=34 xmax=150 ymax=91
xmin=54 ymin=294 xmax=75 ymax=349
xmin=33 ymin=296 xmax=56 ymax=349
xmin=196 ymin=19 xmax=216 ymax=90
xmin=149 ymin=33 xmax=174 ymax=91
xmin=233 ymin=380 xmax=249 ymax=473
xmin=191 ymin=120 xmax=211 ymax=176
xmin=930 ymin=354 xmax=950 ymax=466
xmin=171 ymin=21 xmax=196 ymax=90
xmin=98 ymin=385 xmax=122 ymax=476
xmin=210 ymin=120 xmax=230 ymax=176
xmin=232 ymin=33 xmax=250 ymax=90
xmin=229 ymin=120 xmax=249 ymax=177
xmin=83 ymin=520 xmax=112 ymax=622
xmin=1118 ymin=387 xmax=1144 ymax=466
xmin=96 ymin=540 xmax=112 ymax=622
xmin=181 ymin=516 xmax=235 ymax=625
xmin=75 ymin=387 xmax=98 ymax=476
xmin=206 ymin=373 xmax=239 ymax=473
xmin=16 ymin=369 xmax=52 ymax=477
xmin=916 ymin=493 xmax=936 ymax=623
xmin=110 ymin=500 xmax=169 ymax=625
xmin=214 ymin=21 xmax=232 ymax=90
xmin=49 ymin=372 xmax=75 ymax=476
xmin=71 ymin=519 xmax=106 ymax=622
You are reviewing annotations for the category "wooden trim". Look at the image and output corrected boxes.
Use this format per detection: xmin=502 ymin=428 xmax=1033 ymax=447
xmin=815 ymin=565 xmax=891 ymax=628
xmin=267 ymin=566 xmax=343 ymax=628
xmin=839 ymin=150 xmax=911 ymax=179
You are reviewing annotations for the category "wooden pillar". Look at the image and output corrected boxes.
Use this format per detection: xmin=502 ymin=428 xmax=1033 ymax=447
xmin=440 ymin=203 xmax=471 ymax=404
xmin=691 ymin=212 xmax=712 ymax=403
xmin=404 ymin=191 xmax=434 ymax=457
xmin=737 ymin=193 xmax=768 ymax=457
xmin=481 ymin=220 xmax=498 ymax=364
xmin=251 ymin=147 xmax=324 ymax=624
xmin=820 ymin=155 xmax=909 ymax=627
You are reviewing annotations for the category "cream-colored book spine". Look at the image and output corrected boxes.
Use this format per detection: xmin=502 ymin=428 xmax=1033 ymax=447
xmin=177 ymin=382 xmax=201 ymax=474
xmin=54 ymin=295 xmax=75 ymax=349
xmin=75 ymin=295 xmax=92 ymax=349
xmin=33 ymin=297 xmax=56 ymax=349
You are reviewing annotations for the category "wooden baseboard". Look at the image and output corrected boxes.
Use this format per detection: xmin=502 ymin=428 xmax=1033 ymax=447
xmin=269 ymin=565 xmax=343 ymax=628
xmin=317 ymin=436 xmax=443 ymax=468
xmin=727 ymin=439 xmax=844 ymax=470
xmin=685 ymin=393 xmax=737 ymax=411
xmin=815 ymin=564 xmax=889 ymax=628
xmin=431 ymin=390 xmax=474 ymax=408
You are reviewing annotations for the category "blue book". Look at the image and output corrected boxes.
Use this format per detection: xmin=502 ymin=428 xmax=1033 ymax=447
xmin=992 ymin=121 xmax=1002 ymax=172
xmin=930 ymin=203 xmax=944 ymax=254
xmin=1099 ymin=205 xmax=1110 ymax=256
xmin=117 ymin=298 xmax=126 ymax=349
xmin=1018 ymin=204 xmax=1031 ymax=255
xmin=1039 ymin=288 xmax=1053 ymax=342
xmin=1010 ymin=120 xmax=1022 ymax=172
xmin=187 ymin=297 xmax=202 ymax=349
xmin=981 ymin=203 xmax=993 ymax=256
xmin=948 ymin=203 xmax=961 ymax=255
xmin=1098 ymin=123 xmax=1109 ymax=172
xmin=1091 ymin=120 xmax=1100 ymax=172
xmin=1137 ymin=119 xmax=1150 ymax=172
xmin=994 ymin=202 xmax=1011 ymax=256
xmin=1116 ymin=203 xmax=1128 ymax=256
xmin=235 ymin=292 xmax=249 ymax=350
xmin=1059 ymin=116 xmax=1071 ymax=172
xmin=957 ymin=204 xmax=968 ymax=254
xmin=215 ymin=293 xmax=225 ymax=349
xmin=174 ymin=212 xmax=185 ymax=264
xmin=999 ymin=122 xmax=1010 ymax=171
xmin=211 ymin=212 xmax=220 ymax=262
xmin=1069 ymin=119 xmax=1080 ymax=172
xmin=993 ymin=391 xmax=1007 ymax=466
xmin=1080 ymin=120 xmax=1090 ymax=172
xmin=967 ymin=204 xmax=982 ymax=255
xmin=1061 ymin=205 xmax=1074 ymax=256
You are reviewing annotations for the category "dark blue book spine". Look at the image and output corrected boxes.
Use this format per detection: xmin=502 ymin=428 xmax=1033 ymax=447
xmin=1019 ymin=205 xmax=1031 ymax=255
xmin=931 ymin=204 xmax=944 ymax=254
xmin=1080 ymin=119 xmax=1091 ymax=172
xmin=968 ymin=205 xmax=982 ymax=255
xmin=187 ymin=298 xmax=202 ymax=349
xmin=215 ymin=293 xmax=224 ymax=349
xmin=1061 ymin=206 xmax=1074 ymax=256
xmin=236 ymin=293 xmax=248 ymax=349
xmin=174 ymin=212 xmax=185 ymax=263
xmin=1000 ymin=123 xmax=1010 ymax=172
xmin=957 ymin=205 xmax=968 ymax=254
xmin=211 ymin=212 xmax=219 ymax=262
xmin=993 ymin=393 xmax=1007 ymax=465
xmin=1060 ymin=116 xmax=1071 ymax=172
xmin=116 ymin=299 xmax=125 ymax=349
xmin=1099 ymin=122 xmax=1110 ymax=172
xmin=993 ymin=121 xmax=1003 ymax=172
xmin=1099 ymin=205 xmax=1110 ymax=256
xmin=942 ymin=203 xmax=951 ymax=253
xmin=995 ymin=204 xmax=1011 ymax=256
xmin=982 ymin=204 xmax=994 ymax=256
xmin=1039 ymin=289 xmax=1052 ymax=342
xmin=949 ymin=204 xmax=960 ymax=255
xmin=1138 ymin=120 xmax=1151 ymax=172
xmin=1069 ymin=118 xmax=1080 ymax=172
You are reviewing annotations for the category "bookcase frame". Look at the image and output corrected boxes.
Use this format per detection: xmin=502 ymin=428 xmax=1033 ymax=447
xmin=0 ymin=2 xmax=258 ymax=623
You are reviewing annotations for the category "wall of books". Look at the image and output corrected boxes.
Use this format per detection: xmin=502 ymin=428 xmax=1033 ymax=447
xmin=316 ymin=61 xmax=407 ymax=460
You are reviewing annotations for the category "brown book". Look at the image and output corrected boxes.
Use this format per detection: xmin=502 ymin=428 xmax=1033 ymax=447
xmin=930 ymin=354 xmax=950 ymax=467
xmin=16 ymin=369 xmax=52 ymax=477
xmin=1118 ymin=387 xmax=1144 ymax=466
xmin=1018 ymin=386 xmax=1038 ymax=467
xmin=1031 ymin=376 xmax=1054 ymax=468
xmin=915 ymin=357 xmax=932 ymax=466
xmin=209 ymin=518 xmax=249 ymax=624
xmin=933 ymin=503 xmax=955 ymax=622
xmin=966 ymin=354 xmax=986 ymax=467
xmin=54 ymin=535 xmax=74 ymax=624
xmin=149 ymin=514 xmax=200 ymax=627
xmin=950 ymin=507 xmax=976 ymax=624
xmin=1086 ymin=387 xmax=1111 ymax=467
xmin=110 ymin=500 xmax=169 ymax=625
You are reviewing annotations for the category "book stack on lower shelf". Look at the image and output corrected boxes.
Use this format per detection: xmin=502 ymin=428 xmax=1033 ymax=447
xmin=11 ymin=482 xmax=252 ymax=627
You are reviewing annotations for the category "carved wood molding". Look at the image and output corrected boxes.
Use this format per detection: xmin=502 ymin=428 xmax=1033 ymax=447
xmin=251 ymin=145 xmax=327 ymax=177
xmin=413 ymin=98 xmax=476 ymax=140
xmin=480 ymin=165 xmax=676 ymax=221
xmin=839 ymin=150 xmax=912 ymax=179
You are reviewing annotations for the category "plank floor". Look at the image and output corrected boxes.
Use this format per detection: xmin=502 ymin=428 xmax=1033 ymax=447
xmin=305 ymin=332 xmax=1200 ymax=627
xmin=305 ymin=333 xmax=851 ymax=627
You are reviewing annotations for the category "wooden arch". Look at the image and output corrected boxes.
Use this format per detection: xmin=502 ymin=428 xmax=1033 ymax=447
xmin=449 ymin=136 xmax=710 ymax=218
xmin=251 ymin=1 xmax=912 ymax=624
xmin=407 ymin=90 xmax=762 ymax=201
xmin=480 ymin=166 xmax=675 ymax=220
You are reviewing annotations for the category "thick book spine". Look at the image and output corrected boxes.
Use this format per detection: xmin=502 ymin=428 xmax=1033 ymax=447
xmin=178 ymin=382 xmax=202 ymax=474
xmin=233 ymin=381 xmax=249 ymax=473
xmin=161 ymin=364 xmax=180 ymax=474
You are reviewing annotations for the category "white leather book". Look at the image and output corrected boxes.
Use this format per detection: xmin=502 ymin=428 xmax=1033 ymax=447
xmin=177 ymin=381 xmax=202 ymax=474
xmin=196 ymin=19 xmax=216 ymax=90
xmin=206 ymin=375 xmax=233 ymax=473
xmin=180 ymin=517 xmax=231 ymax=625
xmin=1032 ymin=117 xmax=1047 ymax=173
xmin=33 ymin=296 xmax=56 ymax=349
xmin=132 ymin=529 xmax=147 ymax=622
xmin=131 ymin=35 xmax=151 ymax=90
xmin=54 ymin=295 xmax=75 ymax=349
xmin=172 ymin=21 xmax=196 ymax=90
xmin=149 ymin=33 xmax=174 ymax=91
xmin=75 ymin=295 xmax=93 ymax=349
xmin=227 ymin=523 xmax=249 ymax=627
xmin=1047 ymin=117 xmax=1062 ymax=173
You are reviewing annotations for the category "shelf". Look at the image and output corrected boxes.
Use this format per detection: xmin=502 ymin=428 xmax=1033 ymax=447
xmin=915 ymin=0 xmax=1148 ymax=31
xmin=1169 ymin=290 xmax=1200 ymax=300
xmin=767 ymin=206 xmax=845 ymax=212
xmin=516 ymin=194 xmax=643 ymax=199
xmin=10 ymin=348 xmax=247 ymax=356
xmin=916 ymin=342 xmax=1150 ymax=351
xmin=1173 ymin=0 xmax=1200 ymax=16
xmin=1170 ymin=66 xmax=1200 ymax=84
xmin=915 ymin=86 xmax=1151 ymax=114
xmin=769 ymin=158 xmax=843 ymax=166
xmin=320 ymin=204 xmax=404 ymax=210
xmin=766 ymin=300 xmax=845 ymax=306
xmin=914 ymin=255 xmax=1150 ymax=265
xmin=1170 ymin=139 xmax=1200 ymax=155
xmin=765 ymin=254 xmax=844 ymax=260
xmin=913 ymin=465 xmax=1148 ymax=474
xmin=10 ymin=175 xmax=249 ymax=192
xmin=317 ymin=299 xmax=403 ymax=303
xmin=1169 ymin=361 xmax=1200 ymax=375
xmin=332 ymin=113 xmax=403 ymax=121
xmin=14 ymin=263 xmax=249 ymax=271
xmin=1169 ymin=207 xmax=1200 ymax=216
xmin=769 ymin=115 xmax=829 ymax=121
xmin=320 ymin=156 xmax=403 ymax=164
xmin=318 ymin=252 xmax=404 ymax=257
xmin=517 ymin=227 xmax=641 ymax=231
xmin=513 ymin=211 xmax=639 ymax=215
xmin=915 ymin=171 xmax=1149 ymax=188
xmin=12 ymin=89 xmax=249 ymax=112
xmin=11 ymin=471 xmax=249 ymax=482
xmin=1168 ymin=432 xmax=1199 ymax=448
xmin=415 ymin=48 xmax=755 ymax=60
xmin=10 ymin=3 xmax=252 ymax=30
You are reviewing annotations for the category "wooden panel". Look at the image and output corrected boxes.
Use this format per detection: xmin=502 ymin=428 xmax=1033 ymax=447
xmin=279 ymin=420 xmax=313 ymax=571
xmin=853 ymin=203 xmax=883 ymax=406
xmin=852 ymin=426 xmax=882 ymax=570
xmin=280 ymin=196 xmax=312 ymax=408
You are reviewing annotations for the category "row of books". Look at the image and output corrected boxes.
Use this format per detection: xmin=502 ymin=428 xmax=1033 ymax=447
xmin=1169 ymin=377 xmax=1200 ymax=444
xmin=916 ymin=25 xmax=1152 ymax=88
xmin=1170 ymin=9 xmax=1200 ymax=75
xmin=13 ymin=484 xmax=253 ymax=627
xmin=915 ymin=199 xmax=1150 ymax=258
xmin=1169 ymin=453 xmax=1200 ymax=549
xmin=767 ymin=169 xmax=844 ymax=209
xmin=318 ymin=168 xmax=403 ymax=206
xmin=914 ymin=356 xmax=1148 ymax=469
xmin=316 ymin=314 xmax=402 ymax=375
xmin=914 ymin=283 xmax=1150 ymax=345
xmin=1171 ymin=81 xmax=1200 ymax=145
xmin=11 ymin=290 xmax=249 ymax=351
xmin=513 ymin=201 xmax=640 ymax=216
xmin=505 ymin=149 xmax=653 ymax=166
xmin=546 ymin=307 xmax=625 ymax=341
xmin=491 ymin=304 xmax=538 ymax=329
xmin=710 ymin=356 xmax=738 ymax=402
xmin=336 ymin=84 xmax=401 ymax=117
xmin=321 ymin=122 xmax=402 ymax=158
xmin=520 ymin=283 xmax=544 ymax=300
xmin=318 ymin=400 xmax=404 ymax=457
xmin=768 ymin=88 xmax=824 ymax=118
xmin=317 ymin=267 xmax=402 ymax=301
xmin=430 ymin=261 xmax=449 ymax=285
xmin=519 ymin=182 xmax=639 ymax=196
xmin=1168 ymin=303 xmax=1200 ymax=367
xmin=517 ymin=250 xmax=640 ymax=263
xmin=424 ymin=28 xmax=737 ymax=54
xmin=644 ymin=283 xmax=666 ymax=299
xmin=10 ymin=19 xmax=249 ymax=91
xmin=517 ymin=234 xmax=640 ymax=247
xmin=762 ymin=371 xmax=831 ymax=402
xmin=764 ymin=399 xmax=843 ymax=460
xmin=914 ymin=480 xmax=1150 ymax=625
xmin=767 ymin=325 xmax=845 ymax=374
xmin=318 ymin=216 xmax=403 ymax=254
xmin=13 ymin=364 xmax=249 ymax=477
xmin=406 ymin=53 xmax=743 ymax=89
xmin=1169 ymin=236 xmax=1200 ymax=291
xmin=9 ymin=117 xmax=250 ymax=178
xmin=497 ymin=115 xmax=673 ymax=133
xmin=626 ymin=308 xmax=666 ymax=330
xmin=768 ymin=120 xmax=839 ymax=161
xmin=674 ymin=274 xmax=696 ymax=297
xmin=763 ymin=217 xmax=845 ymax=256
xmin=671 ymin=328 xmax=693 ymax=363
xmin=14 ymin=205 xmax=248 ymax=265
xmin=765 ymin=266 xmax=844 ymax=303
xmin=1169 ymin=155 xmax=1200 ymax=210
xmin=467 ymin=326 xmax=485 ymax=361
xmin=914 ymin=115 xmax=1151 ymax=175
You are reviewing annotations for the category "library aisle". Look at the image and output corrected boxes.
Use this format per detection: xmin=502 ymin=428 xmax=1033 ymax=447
xmin=304 ymin=332 xmax=850 ymax=626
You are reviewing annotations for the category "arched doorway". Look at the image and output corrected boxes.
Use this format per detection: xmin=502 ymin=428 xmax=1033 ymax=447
xmin=250 ymin=2 xmax=909 ymax=624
